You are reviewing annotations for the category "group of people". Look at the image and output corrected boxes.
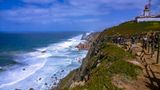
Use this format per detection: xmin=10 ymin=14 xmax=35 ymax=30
xmin=141 ymin=32 xmax=159 ymax=54
xmin=111 ymin=32 xmax=160 ymax=53
xmin=112 ymin=36 xmax=126 ymax=45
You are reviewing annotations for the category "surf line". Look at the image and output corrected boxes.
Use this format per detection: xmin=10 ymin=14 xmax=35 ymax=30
xmin=0 ymin=61 xmax=47 ymax=88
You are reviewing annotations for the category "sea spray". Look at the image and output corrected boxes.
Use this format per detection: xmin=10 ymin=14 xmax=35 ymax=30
xmin=0 ymin=34 xmax=88 ymax=90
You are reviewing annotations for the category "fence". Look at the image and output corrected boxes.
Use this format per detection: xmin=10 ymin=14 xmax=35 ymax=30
xmin=104 ymin=31 xmax=160 ymax=64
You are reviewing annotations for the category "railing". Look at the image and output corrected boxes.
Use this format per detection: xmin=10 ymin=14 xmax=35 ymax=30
xmin=104 ymin=31 xmax=160 ymax=64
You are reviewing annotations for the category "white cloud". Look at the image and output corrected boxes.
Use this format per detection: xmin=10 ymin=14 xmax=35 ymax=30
xmin=69 ymin=0 xmax=147 ymax=10
xmin=22 ymin=0 xmax=56 ymax=4
xmin=0 ymin=5 xmax=109 ymax=24
xmin=0 ymin=0 xmax=159 ymax=25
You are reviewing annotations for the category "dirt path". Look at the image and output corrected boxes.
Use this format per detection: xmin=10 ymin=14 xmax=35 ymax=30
xmin=116 ymin=43 xmax=160 ymax=90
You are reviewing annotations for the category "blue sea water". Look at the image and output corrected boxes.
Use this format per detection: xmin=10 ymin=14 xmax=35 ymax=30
xmin=0 ymin=32 xmax=88 ymax=90
xmin=0 ymin=32 xmax=81 ymax=66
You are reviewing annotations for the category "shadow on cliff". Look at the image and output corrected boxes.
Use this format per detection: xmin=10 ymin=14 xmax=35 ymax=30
xmin=144 ymin=64 xmax=160 ymax=90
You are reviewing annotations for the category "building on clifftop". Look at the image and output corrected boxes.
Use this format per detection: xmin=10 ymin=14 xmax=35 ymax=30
xmin=135 ymin=0 xmax=160 ymax=22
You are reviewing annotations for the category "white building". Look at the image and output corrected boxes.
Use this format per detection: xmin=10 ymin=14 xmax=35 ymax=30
xmin=136 ymin=17 xmax=160 ymax=22
xmin=136 ymin=0 xmax=160 ymax=22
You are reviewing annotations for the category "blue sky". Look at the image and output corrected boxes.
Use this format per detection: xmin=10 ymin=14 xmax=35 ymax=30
xmin=0 ymin=0 xmax=159 ymax=32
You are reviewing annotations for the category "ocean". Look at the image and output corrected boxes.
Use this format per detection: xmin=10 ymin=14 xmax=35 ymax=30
xmin=0 ymin=32 xmax=88 ymax=90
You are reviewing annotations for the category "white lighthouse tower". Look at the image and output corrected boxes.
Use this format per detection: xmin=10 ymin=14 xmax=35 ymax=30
xmin=143 ymin=0 xmax=151 ymax=17
xmin=143 ymin=5 xmax=150 ymax=17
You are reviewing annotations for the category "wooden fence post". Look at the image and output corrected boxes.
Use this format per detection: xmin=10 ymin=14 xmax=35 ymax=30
xmin=147 ymin=37 xmax=150 ymax=53
xmin=156 ymin=33 xmax=160 ymax=64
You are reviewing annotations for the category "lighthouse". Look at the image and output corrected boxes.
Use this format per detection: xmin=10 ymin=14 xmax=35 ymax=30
xmin=135 ymin=0 xmax=160 ymax=22
xmin=143 ymin=4 xmax=150 ymax=17
xmin=143 ymin=0 xmax=151 ymax=17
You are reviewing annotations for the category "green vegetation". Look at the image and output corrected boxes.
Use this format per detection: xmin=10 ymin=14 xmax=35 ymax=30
xmin=103 ymin=21 xmax=160 ymax=36
xmin=61 ymin=44 xmax=141 ymax=90
xmin=100 ymin=43 xmax=134 ymax=60
xmin=108 ymin=60 xmax=141 ymax=80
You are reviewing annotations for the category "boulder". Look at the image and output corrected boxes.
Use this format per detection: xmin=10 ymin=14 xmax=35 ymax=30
xmin=29 ymin=88 xmax=34 ymax=90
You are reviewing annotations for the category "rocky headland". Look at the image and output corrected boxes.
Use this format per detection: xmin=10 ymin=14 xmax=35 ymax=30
xmin=53 ymin=21 xmax=160 ymax=90
xmin=76 ymin=32 xmax=100 ymax=50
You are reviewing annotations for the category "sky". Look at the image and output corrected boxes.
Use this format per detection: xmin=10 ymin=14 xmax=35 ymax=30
xmin=0 ymin=0 xmax=159 ymax=32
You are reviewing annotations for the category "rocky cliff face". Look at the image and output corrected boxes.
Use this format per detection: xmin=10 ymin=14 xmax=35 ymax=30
xmin=54 ymin=30 xmax=122 ymax=90
xmin=76 ymin=32 xmax=100 ymax=50
xmin=53 ymin=32 xmax=102 ymax=89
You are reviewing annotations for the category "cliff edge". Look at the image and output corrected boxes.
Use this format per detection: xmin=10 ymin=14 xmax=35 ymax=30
xmin=53 ymin=21 xmax=160 ymax=90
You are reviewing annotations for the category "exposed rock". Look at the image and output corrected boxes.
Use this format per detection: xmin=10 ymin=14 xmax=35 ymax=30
xmin=53 ymin=32 xmax=101 ymax=90
xmin=55 ymin=77 xmax=57 ymax=80
xmin=61 ymin=70 xmax=64 ymax=72
xmin=96 ymin=63 xmax=101 ymax=67
xmin=70 ymin=81 xmax=85 ymax=89
xmin=136 ymin=52 xmax=142 ymax=56
xmin=22 ymin=68 xmax=26 ymax=71
xmin=76 ymin=32 xmax=100 ymax=50
xmin=39 ymin=78 xmax=42 ymax=80
xmin=76 ymin=42 xmax=89 ymax=50
xmin=41 ymin=51 xmax=46 ymax=53
xmin=29 ymin=88 xmax=34 ymax=90
xmin=15 ymin=89 xmax=21 ymax=90
xmin=53 ymin=82 xmax=57 ymax=85
xmin=81 ymin=33 xmax=88 ymax=40
xmin=45 ymin=83 xmax=48 ymax=85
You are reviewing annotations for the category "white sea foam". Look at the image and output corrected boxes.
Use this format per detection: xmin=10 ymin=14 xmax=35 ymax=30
xmin=0 ymin=62 xmax=46 ymax=88
xmin=0 ymin=34 xmax=88 ymax=90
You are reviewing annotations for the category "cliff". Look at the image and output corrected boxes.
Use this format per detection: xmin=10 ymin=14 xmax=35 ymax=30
xmin=76 ymin=32 xmax=100 ymax=50
xmin=53 ymin=21 xmax=160 ymax=90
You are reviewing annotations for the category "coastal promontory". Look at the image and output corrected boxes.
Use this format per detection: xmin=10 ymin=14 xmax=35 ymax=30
xmin=53 ymin=21 xmax=160 ymax=90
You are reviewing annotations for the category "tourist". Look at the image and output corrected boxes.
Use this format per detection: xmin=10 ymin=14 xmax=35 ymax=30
xmin=142 ymin=36 xmax=148 ymax=49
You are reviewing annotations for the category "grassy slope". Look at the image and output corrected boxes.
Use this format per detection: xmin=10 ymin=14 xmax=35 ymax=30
xmin=69 ymin=43 xmax=141 ymax=90
xmin=59 ymin=43 xmax=141 ymax=90
xmin=103 ymin=21 xmax=160 ymax=36
xmin=57 ymin=21 xmax=160 ymax=90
